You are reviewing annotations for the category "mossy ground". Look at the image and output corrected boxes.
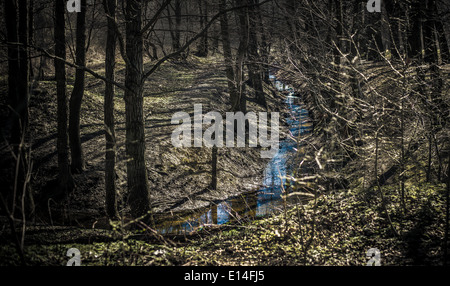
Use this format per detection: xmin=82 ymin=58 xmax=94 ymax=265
xmin=1 ymin=179 xmax=446 ymax=266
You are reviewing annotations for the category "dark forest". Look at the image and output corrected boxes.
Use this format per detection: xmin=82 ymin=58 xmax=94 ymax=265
xmin=0 ymin=0 xmax=450 ymax=269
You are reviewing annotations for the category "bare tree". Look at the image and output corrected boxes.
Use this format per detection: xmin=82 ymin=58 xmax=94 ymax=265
xmin=123 ymin=0 xmax=151 ymax=218
xmin=219 ymin=0 xmax=239 ymax=112
xmin=247 ymin=0 xmax=267 ymax=108
xmin=234 ymin=0 xmax=249 ymax=113
xmin=195 ymin=0 xmax=209 ymax=57
xmin=54 ymin=0 xmax=72 ymax=196
xmin=104 ymin=0 xmax=118 ymax=219
xmin=69 ymin=0 xmax=87 ymax=174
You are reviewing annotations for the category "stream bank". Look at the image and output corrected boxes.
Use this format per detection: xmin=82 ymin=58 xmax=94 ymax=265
xmin=0 ymin=56 xmax=291 ymax=227
xmin=153 ymin=74 xmax=314 ymax=234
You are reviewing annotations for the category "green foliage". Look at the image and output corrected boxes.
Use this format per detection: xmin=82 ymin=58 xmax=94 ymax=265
xmin=0 ymin=180 xmax=446 ymax=266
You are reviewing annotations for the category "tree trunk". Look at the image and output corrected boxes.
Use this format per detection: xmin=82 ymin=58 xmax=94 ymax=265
xmin=283 ymin=0 xmax=298 ymax=43
xmin=408 ymin=0 xmax=425 ymax=61
xmin=125 ymin=0 xmax=151 ymax=219
xmin=219 ymin=0 xmax=239 ymax=112
xmin=427 ymin=131 xmax=433 ymax=182
xmin=375 ymin=128 xmax=398 ymax=236
xmin=247 ymin=0 xmax=266 ymax=109
xmin=196 ymin=0 xmax=209 ymax=57
xmin=380 ymin=0 xmax=391 ymax=59
xmin=211 ymin=146 xmax=217 ymax=190
xmin=18 ymin=0 xmax=34 ymax=217
xmin=54 ymin=0 xmax=72 ymax=196
xmin=444 ymin=151 xmax=450 ymax=265
xmin=5 ymin=0 xmax=17 ymax=142
xmin=332 ymin=0 xmax=344 ymax=109
xmin=211 ymin=21 xmax=220 ymax=55
xmin=28 ymin=0 xmax=34 ymax=79
xmin=400 ymin=66 xmax=406 ymax=212
xmin=104 ymin=0 xmax=118 ymax=219
xmin=4 ymin=0 xmax=18 ymax=212
xmin=202 ymin=0 xmax=208 ymax=56
xmin=69 ymin=0 xmax=87 ymax=174
xmin=173 ymin=0 xmax=182 ymax=51
xmin=6 ymin=0 xmax=21 ymax=150
xmin=256 ymin=0 xmax=270 ymax=84
xmin=4 ymin=0 xmax=33 ymax=217
xmin=234 ymin=0 xmax=248 ymax=113
xmin=2 ymin=0 xmax=28 ymax=259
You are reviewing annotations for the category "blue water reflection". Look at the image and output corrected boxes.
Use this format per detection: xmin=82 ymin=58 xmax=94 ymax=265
xmin=157 ymin=75 xmax=313 ymax=234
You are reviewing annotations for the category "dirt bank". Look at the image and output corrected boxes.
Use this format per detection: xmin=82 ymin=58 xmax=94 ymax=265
xmin=0 ymin=55 xmax=290 ymax=226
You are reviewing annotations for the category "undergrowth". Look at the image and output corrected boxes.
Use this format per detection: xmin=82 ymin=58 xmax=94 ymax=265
xmin=1 ymin=181 xmax=446 ymax=266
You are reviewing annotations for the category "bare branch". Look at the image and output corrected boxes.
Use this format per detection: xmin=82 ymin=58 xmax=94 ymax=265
xmin=141 ymin=0 xmax=273 ymax=82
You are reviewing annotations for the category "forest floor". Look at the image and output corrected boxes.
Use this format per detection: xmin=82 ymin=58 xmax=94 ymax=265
xmin=0 ymin=56 xmax=449 ymax=266
xmin=1 ymin=178 xmax=447 ymax=266
xmin=0 ymin=54 xmax=289 ymax=227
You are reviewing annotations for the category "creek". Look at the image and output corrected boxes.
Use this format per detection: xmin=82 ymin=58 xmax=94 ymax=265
xmin=155 ymin=75 xmax=313 ymax=235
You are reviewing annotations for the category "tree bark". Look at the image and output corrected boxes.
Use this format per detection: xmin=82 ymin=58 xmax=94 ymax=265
xmin=332 ymin=0 xmax=344 ymax=109
xmin=54 ymin=0 xmax=72 ymax=196
xmin=4 ymin=0 xmax=18 ymax=212
xmin=247 ymin=0 xmax=266 ymax=109
xmin=196 ymin=0 xmax=209 ymax=57
xmin=0 ymin=0 xmax=28 ymax=255
xmin=408 ymin=0 xmax=425 ymax=61
xmin=219 ymin=0 xmax=239 ymax=112
xmin=69 ymin=0 xmax=87 ymax=174
xmin=18 ymin=0 xmax=34 ymax=217
xmin=234 ymin=0 xmax=248 ymax=113
xmin=104 ymin=0 xmax=118 ymax=219
xmin=211 ymin=146 xmax=217 ymax=190
xmin=256 ymin=0 xmax=270 ymax=84
xmin=28 ymin=0 xmax=34 ymax=79
xmin=4 ymin=0 xmax=33 ymax=218
xmin=172 ymin=0 xmax=182 ymax=51
xmin=380 ymin=0 xmax=391 ymax=58
xmin=444 ymin=151 xmax=450 ymax=265
xmin=125 ymin=0 xmax=151 ymax=218
xmin=5 ymin=0 xmax=20 ymax=147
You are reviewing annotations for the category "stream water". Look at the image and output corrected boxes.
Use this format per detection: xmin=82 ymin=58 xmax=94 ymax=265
xmin=155 ymin=76 xmax=313 ymax=235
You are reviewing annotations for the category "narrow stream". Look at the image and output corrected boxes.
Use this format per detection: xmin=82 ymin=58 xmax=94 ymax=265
xmin=155 ymin=76 xmax=313 ymax=235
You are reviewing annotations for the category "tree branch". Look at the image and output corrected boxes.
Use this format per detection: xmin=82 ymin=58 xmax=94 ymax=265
xmin=141 ymin=0 xmax=273 ymax=83
xmin=140 ymin=0 xmax=173 ymax=36
xmin=9 ymin=41 xmax=129 ymax=92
